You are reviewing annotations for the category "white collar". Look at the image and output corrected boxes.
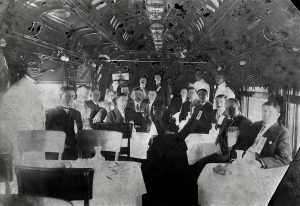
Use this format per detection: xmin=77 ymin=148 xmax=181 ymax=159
xmin=182 ymin=97 xmax=187 ymax=103
xmin=134 ymin=101 xmax=141 ymax=105
xmin=263 ymin=121 xmax=278 ymax=130
xmin=217 ymin=82 xmax=227 ymax=88
xmin=24 ymin=74 xmax=36 ymax=84
xmin=92 ymin=100 xmax=98 ymax=105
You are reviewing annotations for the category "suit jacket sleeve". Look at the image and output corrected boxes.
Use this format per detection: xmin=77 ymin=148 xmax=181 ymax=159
xmin=260 ymin=129 xmax=292 ymax=168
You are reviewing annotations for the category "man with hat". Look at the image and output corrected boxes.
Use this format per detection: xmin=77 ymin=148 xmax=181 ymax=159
xmin=0 ymin=53 xmax=46 ymax=159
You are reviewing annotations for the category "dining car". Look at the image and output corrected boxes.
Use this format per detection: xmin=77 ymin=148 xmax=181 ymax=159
xmin=0 ymin=0 xmax=300 ymax=205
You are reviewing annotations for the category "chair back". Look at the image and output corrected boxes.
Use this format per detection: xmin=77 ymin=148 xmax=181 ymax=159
xmin=77 ymin=130 xmax=123 ymax=160
xmin=15 ymin=165 xmax=94 ymax=206
xmin=0 ymin=153 xmax=12 ymax=194
xmin=18 ymin=130 xmax=66 ymax=160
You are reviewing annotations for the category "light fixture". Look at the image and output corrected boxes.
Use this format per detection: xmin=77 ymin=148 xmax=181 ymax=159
xmin=146 ymin=0 xmax=165 ymax=20
xmin=239 ymin=60 xmax=246 ymax=65
xmin=58 ymin=51 xmax=69 ymax=62
xmin=0 ymin=38 xmax=7 ymax=47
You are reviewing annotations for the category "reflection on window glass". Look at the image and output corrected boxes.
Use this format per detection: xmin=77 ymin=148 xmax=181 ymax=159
xmin=248 ymin=97 xmax=267 ymax=122
xmin=37 ymin=84 xmax=62 ymax=110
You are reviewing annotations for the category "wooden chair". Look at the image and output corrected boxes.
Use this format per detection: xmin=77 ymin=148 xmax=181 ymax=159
xmin=77 ymin=130 xmax=123 ymax=161
xmin=15 ymin=165 xmax=94 ymax=206
xmin=17 ymin=130 xmax=66 ymax=160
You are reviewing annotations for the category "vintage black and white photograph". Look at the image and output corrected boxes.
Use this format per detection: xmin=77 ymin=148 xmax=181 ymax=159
xmin=0 ymin=0 xmax=299 ymax=205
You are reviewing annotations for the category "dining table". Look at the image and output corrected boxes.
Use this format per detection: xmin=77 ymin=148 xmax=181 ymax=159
xmin=0 ymin=194 xmax=72 ymax=206
xmin=197 ymin=161 xmax=289 ymax=206
xmin=129 ymin=132 xmax=152 ymax=159
xmin=185 ymin=133 xmax=217 ymax=165
xmin=14 ymin=157 xmax=147 ymax=206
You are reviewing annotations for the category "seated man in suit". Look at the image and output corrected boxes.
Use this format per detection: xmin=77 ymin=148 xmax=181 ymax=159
xmin=126 ymin=87 xmax=148 ymax=132
xmin=168 ymin=88 xmax=189 ymax=132
xmin=212 ymin=94 xmax=227 ymax=130
xmin=46 ymin=86 xmax=83 ymax=160
xmin=190 ymin=98 xmax=252 ymax=178
xmin=85 ymin=88 xmax=107 ymax=128
xmin=241 ymin=100 xmax=292 ymax=168
xmin=144 ymin=89 xmax=165 ymax=135
xmin=106 ymin=93 xmax=129 ymax=124
xmin=178 ymin=88 xmax=213 ymax=139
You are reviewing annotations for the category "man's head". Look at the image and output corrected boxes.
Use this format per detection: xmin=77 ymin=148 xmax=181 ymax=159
xmin=25 ymin=59 xmax=41 ymax=80
xmin=76 ymin=85 xmax=90 ymax=102
xmin=104 ymin=89 xmax=115 ymax=102
xmin=262 ymin=101 xmax=281 ymax=125
xmin=131 ymin=87 xmax=143 ymax=103
xmin=139 ymin=77 xmax=147 ymax=87
xmin=195 ymin=70 xmax=204 ymax=81
xmin=180 ymin=88 xmax=188 ymax=99
xmin=112 ymin=81 xmax=119 ymax=90
xmin=215 ymin=94 xmax=227 ymax=111
xmin=188 ymin=87 xmax=198 ymax=102
xmin=60 ymin=86 xmax=76 ymax=107
xmin=225 ymin=98 xmax=240 ymax=118
xmin=115 ymin=93 xmax=128 ymax=111
xmin=154 ymin=74 xmax=161 ymax=84
xmin=148 ymin=90 xmax=157 ymax=102
xmin=91 ymin=88 xmax=101 ymax=102
xmin=215 ymin=73 xmax=225 ymax=85
xmin=197 ymin=89 xmax=209 ymax=104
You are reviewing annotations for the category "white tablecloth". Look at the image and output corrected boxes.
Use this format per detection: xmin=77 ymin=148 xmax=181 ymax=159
xmin=198 ymin=162 xmax=288 ymax=206
xmin=15 ymin=159 xmax=146 ymax=206
xmin=185 ymin=133 xmax=217 ymax=165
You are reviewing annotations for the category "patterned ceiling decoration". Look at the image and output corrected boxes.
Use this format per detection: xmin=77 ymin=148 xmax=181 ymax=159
xmin=0 ymin=0 xmax=299 ymax=90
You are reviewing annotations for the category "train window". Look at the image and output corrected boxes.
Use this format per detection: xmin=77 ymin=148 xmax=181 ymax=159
xmin=37 ymin=84 xmax=62 ymax=110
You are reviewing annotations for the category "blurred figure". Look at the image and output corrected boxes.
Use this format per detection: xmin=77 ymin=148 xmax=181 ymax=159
xmin=154 ymin=73 xmax=171 ymax=108
xmin=46 ymin=87 xmax=82 ymax=160
xmin=213 ymin=72 xmax=235 ymax=108
xmin=139 ymin=76 xmax=148 ymax=100
xmin=0 ymin=55 xmax=45 ymax=159
xmin=73 ymin=85 xmax=91 ymax=129
xmin=111 ymin=80 xmax=121 ymax=95
xmin=99 ymin=89 xmax=115 ymax=113
xmin=178 ymin=89 xmax=213 ymax=139
xmin=190 ymin=69 xmax=210 ymax=97
xmin=85 ymin=88 xmax=107 ymax=128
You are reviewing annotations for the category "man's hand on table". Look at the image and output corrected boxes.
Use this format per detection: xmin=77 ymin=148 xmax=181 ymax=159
xmin=249 ymin=160 xmax=263 ymax=168
xmin=215 ymin=143 xmax=222 ymax=155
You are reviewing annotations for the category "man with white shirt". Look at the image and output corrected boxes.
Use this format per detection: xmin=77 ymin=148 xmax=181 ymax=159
xmin=190 ymin=70 xmax=210 ymax=97
xmin=0 ymin=55 xmax=46 ymax=159
xmin=212 ymin=94 xmax=228 ymax=130
xmin=139 ymin=76 xmax=149 ymax=100
xmin=241 ymin=100 xmax=292 ymax=168
xmin=213 ymin=72 xmax=235 ymax=108
xmin=73 ymin=85 xmax=91 ymax=129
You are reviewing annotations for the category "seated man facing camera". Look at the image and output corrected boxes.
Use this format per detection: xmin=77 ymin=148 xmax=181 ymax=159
xmin=241 ymin=100 xmax=292 ymax=168
xmin=190 ymin=98 xmax=252 ymax=178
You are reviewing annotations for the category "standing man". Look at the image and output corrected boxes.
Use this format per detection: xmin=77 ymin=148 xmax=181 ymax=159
xmin=213 ymin=72 xmax=235 ymax=108
xmin=154 ymin=73 xmax=171 ymax=108
xmin=73 ymin=85 xmax=90 ymax=129
xmin=86 ymin=88 xmax=107 ymax=128
xmin=190 ymin=69 xmax=210 ymax=97
xmin=0 ymin=54 xmax=45 ymax=159
xmin=139 ymin=76 xmax=149 ymax=100
xmin=45 ymin=87 xmax=83 ymax=160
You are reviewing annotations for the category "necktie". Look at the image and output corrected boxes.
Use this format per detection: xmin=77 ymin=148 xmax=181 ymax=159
xmin=259 ymin=124 xmax=267 ymax=135
xmin=136 ymin=103 xmax=140 ymax=112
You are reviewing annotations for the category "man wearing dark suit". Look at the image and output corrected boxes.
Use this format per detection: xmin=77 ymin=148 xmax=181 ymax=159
xmin=212 ymin=94 xmax=228 ymax=130
xmin=242 ymin=100 xmax=292 ymax=168
xmin=154 ymin=73 xmax=171 ymax=108
xmin=106 ymin=93 xmax=129 ymax=124
xmin=126 ymin=87 xmax=148 ymax=132
xmin=179 ymin=89 xmax=213 ymax=139
xmin=46 ymin=87 xmax=83 ymax=160
xmin=190 ymin=98 xmax=252 ymax=179
xmin=144 ymin=90 xmax=165 ymax=135
xmin=85 ymin=88 xmax=107 ymax=129
xmin=168 ymin=88 xmax=188 ymax=132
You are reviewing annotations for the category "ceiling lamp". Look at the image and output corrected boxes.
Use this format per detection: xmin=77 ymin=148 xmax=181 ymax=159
xmin=146 ymin=0 xmax=165 ymax=20
xmin=58 ymin=51 xmax=69 ymax=62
